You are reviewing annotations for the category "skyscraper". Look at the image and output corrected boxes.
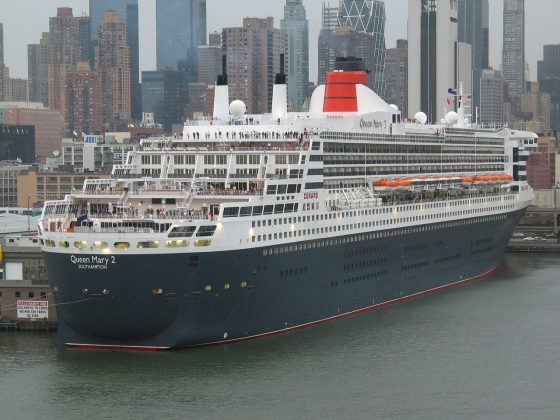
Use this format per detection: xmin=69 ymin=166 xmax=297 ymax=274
xmin=0 ymin=23 xmax=4 ymax=102
xmin=337 ymin=0 xmax=386 ymax=95
xmin=47 ymin=8 xmax=89 ymax=114
xmin=141 ymin=69 xmax=194 ymax=132
xmin=65 ymin=62 xmax=103 ymax=135
xmin=90 ymin=0 xmax=140 ymax=119
xmin=538 ymin=44 xmax=560 ymax=130
xmin=458 ymin=0 xmax=489 ymax=112
xmin=28 ymin=33 xmax=50 ymax=107
xmin=318 ymin=27 xmax=377 ymax=88
xmin=156 ymin=0 xmax=207 ymax=71
xmin=408 ymin=0 xmax=459 ymax=122
xmin=222 ymin=18 xmax=286 ymax=114
xmin=520 ymin=82 xmax=551 ymax=133
xmin=197 ymin=43 xmax=222 ymax=86
xmin=480 ymin=69 xmax=504 ymax=125
xmin=2 ymin=68 xmax=28 ymax=102
xmin=96 ymin=10 xmax=131 ymax=130
xmin=281 ymin=0 xmax=309 ymax=112
xmin=384 ymin=39 xmax=408 ymax=117
xmin=502 ymin=0 xmax=525 ymax=99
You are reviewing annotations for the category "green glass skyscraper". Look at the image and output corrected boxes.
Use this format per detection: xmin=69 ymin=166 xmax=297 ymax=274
xmin=281 ymin=0 xmax=309 ymax=112
xmin=458 ymin=0 xmax=489 ymax=113
xmin=337 ymin=0 xmax=386 ymax=95
xmin=156 ymin=0 xmax=207 ymax=71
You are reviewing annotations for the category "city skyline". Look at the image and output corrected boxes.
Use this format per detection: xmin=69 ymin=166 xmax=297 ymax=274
xmin=0 ymin=0 xmax=559 ymax=85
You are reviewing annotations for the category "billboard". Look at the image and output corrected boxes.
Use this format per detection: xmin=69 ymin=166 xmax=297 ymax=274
xmin=84 ymin=135 xmax=99 ymax=146
xmin=17 ymin=300 xmax=49 ymax=319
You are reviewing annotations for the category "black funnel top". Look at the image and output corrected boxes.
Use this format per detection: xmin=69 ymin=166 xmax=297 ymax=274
xmin=334 ymin=57 xmax=365 ymax=72
xmin=217 ymin=54 xmax=228 ymax=86
xmin=275 ymin=53 xmax=286 ymax=85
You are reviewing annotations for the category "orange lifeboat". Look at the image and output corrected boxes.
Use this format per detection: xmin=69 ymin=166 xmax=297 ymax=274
xmin=374 ymin=178 xmax=413 ymax=189
xmin=396 ymin=178 xmax=412 ymax=188
xmin=500 ymin=174 xmax=513 ymax=182
xmin=473 ymin=175 xmax=489 ymax=183
xmin=373 ymin=179 xmax=397 ymax=188
xmin=472 ymin=173 xmax=513 ymax=184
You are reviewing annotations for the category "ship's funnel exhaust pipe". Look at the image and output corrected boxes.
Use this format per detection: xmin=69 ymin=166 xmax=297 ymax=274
xmin=272 ymin=53 xmax=287 ymax=120
xmin=213 ymin=54 xmax=229 ymax=119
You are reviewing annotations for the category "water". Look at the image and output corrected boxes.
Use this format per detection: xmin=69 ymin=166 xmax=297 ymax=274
xmin=2 ymin=253 xmax=560 ymax=419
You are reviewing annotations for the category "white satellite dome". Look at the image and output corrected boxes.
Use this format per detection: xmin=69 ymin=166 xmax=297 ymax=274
xmin=389 ymin=104 xmax=399 ymax=112
xmin=414 ymin=112 xmax=428 ymax=124
xmin=445 ymin=111 xmax=459 ymax=125
xmin=229 ymin=100 xmax=246 ymax=119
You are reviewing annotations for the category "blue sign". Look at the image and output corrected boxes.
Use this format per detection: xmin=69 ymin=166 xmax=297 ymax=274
xmin=84 ymin=135 xmax=98 ymax=145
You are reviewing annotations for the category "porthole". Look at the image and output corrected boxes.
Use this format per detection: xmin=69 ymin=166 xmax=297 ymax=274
xmin=224 ymin=283 xmax=230 ymax=290
xmin=240 ymin=281 xmax=247 ymax=288
xmin=114 ymin=242 xmax=130 ymax=250
xmin=73 ymin=241 xmax=87 ymax=249
xmin=194 ymin=239 xmax=211 ymax=247
xmin=204 ymin=285 xmax=212 ymax=292
xmin=152 ymin=288 xmax=163 ymax=295
xmin=137 ymin=241 xmax=160 ymax=249
xmin=165 ymin=240 xmax=189 ymax=248
xmin=45 ymin=240 xmax=56 ymax=247
xmin=58 ymin=240 xmax=69 ymax=248
xmin=93 ymin=241 xmax=108 ymax=249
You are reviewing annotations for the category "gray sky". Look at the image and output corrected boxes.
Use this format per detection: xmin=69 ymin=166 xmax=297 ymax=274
xmin=0 ymin=0 xmax=559 ymax=83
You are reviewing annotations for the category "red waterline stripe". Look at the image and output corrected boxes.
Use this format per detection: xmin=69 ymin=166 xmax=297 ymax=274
xmin=66 ymin=343 xmax=169 ymax=352
xmin=194 ymin=266 xmax=500 ymax=348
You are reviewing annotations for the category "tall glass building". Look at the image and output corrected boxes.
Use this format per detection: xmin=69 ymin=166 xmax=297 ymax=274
xmin=408 ymin=0 xmax=460 ymax=122
xmin=156 ymin=0 xmax=207 ymax=71
xmin=337 ymin=0 xmax=386 ymax=95
xmin=538 ymin=45 xmax=560 ymax=130
xmin=458 ymin=0 xmax=489 ymax=113
xmin=502 ymin=0 xmax=525 ymax=99
xmin=89 ymin=0 xmax=140 ymax=119
xmin=0 ymin=23 xmax=4 ymax=101
xmin=281 ymin=0 xmax=309 ymax=112
xmin=141 ymin=69 xmax=196 ymax=132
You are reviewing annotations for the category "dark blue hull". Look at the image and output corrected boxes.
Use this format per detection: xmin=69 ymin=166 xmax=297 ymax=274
xmin=44 ymin=210 xmax=524 ymax=349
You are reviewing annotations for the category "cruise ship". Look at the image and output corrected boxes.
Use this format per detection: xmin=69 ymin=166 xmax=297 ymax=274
xmin=40 ymin=58 xmax=536 ymax=350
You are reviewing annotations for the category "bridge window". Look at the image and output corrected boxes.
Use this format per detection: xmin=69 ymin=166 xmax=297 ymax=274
xmin=196 ymin=226 xmax=217 ymax=237
xmin=223 ymin=207 xmax=239 ymax=218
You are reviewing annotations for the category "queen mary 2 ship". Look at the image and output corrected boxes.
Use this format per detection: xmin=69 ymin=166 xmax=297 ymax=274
xmin=40 ymin=58 xmax=536 ymax=350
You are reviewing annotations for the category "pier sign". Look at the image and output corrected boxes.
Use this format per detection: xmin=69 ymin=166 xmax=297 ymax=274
xmin=17 ymin=301 xmax=48 ymax=319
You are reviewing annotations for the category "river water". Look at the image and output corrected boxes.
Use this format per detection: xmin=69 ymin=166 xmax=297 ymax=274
xmin=1 ymin=253 xmax=560 ymax=419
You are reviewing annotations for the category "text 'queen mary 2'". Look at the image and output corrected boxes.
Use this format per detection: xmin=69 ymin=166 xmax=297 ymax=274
xmin=40 ymin=58 xmax=536 ymax=350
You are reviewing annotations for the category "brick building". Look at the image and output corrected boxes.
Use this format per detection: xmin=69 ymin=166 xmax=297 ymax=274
xmin=0 ymin=103 xmax=64 ymax=159
xmin=0 ymin=235 xmax=56 ymax=324
xmin=526 ymin=136 xmax=557 ymax=190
